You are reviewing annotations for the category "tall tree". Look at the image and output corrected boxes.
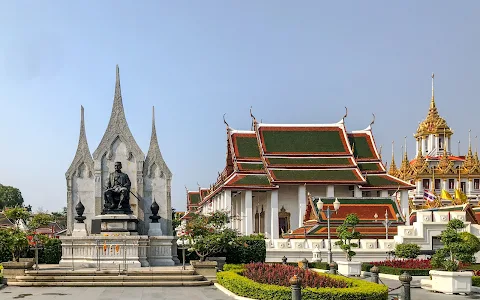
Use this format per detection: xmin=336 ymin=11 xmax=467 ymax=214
xmin=0 ymin=184 xmax=24 ymax=209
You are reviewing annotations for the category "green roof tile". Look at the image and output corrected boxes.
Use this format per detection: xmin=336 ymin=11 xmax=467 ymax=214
xmin=238 ymin=163 xmax=265 ymax=171
xmin=261 ymin=129 xmax=348 ymax=154
xmin=189 ymin=193 xmax=201 ymax=204
xmin=271 ymin=169 xmax=363 ymax=182
xmin=358 ymin=162 xmax=383 ymax=172
xmin=231 ymin=175 xmax=271 ymax=186
xmin=235 ymin=136 xmax=260 ymax=158
xmin=364 ymin=175 xmax=409 ymax=187
xmin=267 ymin=157 xmax=353 ymax=167
xmin=348 ymin=134 xmax=375 ymax=159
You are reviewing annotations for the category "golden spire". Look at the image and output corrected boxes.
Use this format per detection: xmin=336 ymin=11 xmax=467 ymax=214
xmin=388 ymin=141 xmax=398 ymax=176
xmin=468 ymin=129 xmax=473 ymax=157
xmin=415 ymin=73 xmax=452 ymax=138
xmin=463 ymin=130 xmax=479 ymax=174
xmin=398 ymin=136 xmax=412 ymax=180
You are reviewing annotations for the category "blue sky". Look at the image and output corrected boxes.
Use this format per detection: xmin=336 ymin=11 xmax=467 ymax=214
xmin=1 ymin=1 xmax=479 ymax=212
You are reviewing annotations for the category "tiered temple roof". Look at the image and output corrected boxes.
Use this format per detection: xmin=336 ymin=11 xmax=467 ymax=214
xmin=283 ymin=193 xmax=404 ymax=239
xmin=187 ymin=109 xmax=413 ymax=210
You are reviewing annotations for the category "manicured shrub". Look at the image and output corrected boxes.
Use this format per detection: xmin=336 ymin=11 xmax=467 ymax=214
xmin=223 ymin=263 xmax=245 ymax=272
xmin=243 ymin=262 xmax=349 ymax=288
xmin=43 ymin=238 xmax=62 ymax=264
xmin=225 ymin=234 xmax=266 ymax=264
xmin=473 ymin=276 xmax=480 ymax=287
xmin=395 ymin=243 xmax=421 ymax=259
xmin=369 ymin=259 xmax=431 ymax=269
xmin=217 ymin=269 xmax=388 ymax=300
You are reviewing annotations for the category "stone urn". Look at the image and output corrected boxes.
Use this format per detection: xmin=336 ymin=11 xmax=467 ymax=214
xmin=206 ymin=256 xmax=226 ymax=271
xmin=191 ymin=260 xmax=218 ymax=283
xmin=337 ymin=261 xmax=362 ymax=276
xmin=2 ymin=261 xmax=35 ymax=282
xmin=430 ymin=270 xmax=473 ymax=294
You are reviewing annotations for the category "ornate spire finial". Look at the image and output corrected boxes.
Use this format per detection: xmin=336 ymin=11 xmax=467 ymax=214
xmin=370 ymin=113 xmax=375 ymax=128
xmin=403 ymin=136 xmax=408 ymax=160
xmin=388 ymin=141 xmax=398 ymax=176
xmin=184 ymin=185 xmax=188 ymax=194
xmin=430 ymin=72 xmax=435 ymax=109
xmin=468 ymin=129 xmax=473 ymax=155
xmin=250 ymin=106 xmax=257 ymax=130
xmin=343 ymin=107 xmax=348 ymax=122
xmin=223 ymin=113 xmax=229 ymax=129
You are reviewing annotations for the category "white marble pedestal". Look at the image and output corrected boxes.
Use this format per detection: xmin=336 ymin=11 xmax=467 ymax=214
xmin=148 ymin=236 xmax=175 ymax=266
xmin=95 ymin=214 xmax=138 ymax=234
xmin=72 ymin=222 xmax=88 ymax=237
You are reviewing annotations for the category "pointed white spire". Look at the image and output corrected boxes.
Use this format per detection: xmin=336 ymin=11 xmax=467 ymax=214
xmin=92 ymin=65 xmax=144 ymax=160
xmin=66 ymin=106 xmax=94 ymax=178
xmin=145 ymin=106 xmax=171 ymax=178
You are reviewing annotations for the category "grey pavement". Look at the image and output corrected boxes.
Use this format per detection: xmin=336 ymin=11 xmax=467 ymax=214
xmin=0 ymin=286 xmax=234 ymax=300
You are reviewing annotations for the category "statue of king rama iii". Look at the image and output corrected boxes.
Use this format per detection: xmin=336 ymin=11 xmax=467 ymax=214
xmin=103 ymin=161 xmax=132 ymax=214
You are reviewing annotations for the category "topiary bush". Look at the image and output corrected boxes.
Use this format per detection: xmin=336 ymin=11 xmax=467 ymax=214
xmin=225 ymin=234 xmax=266 ymax=264
xmin=395 ymin=243 xmax=421 ymax=259
xmin=217 ymin=268 xmax=388 ymax=300
xmin=43 ymin=238 xmax=62 ymax=264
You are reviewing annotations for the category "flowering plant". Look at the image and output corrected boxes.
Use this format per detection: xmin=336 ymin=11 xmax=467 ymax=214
xmin=243 ymin=262 xmax=350 ymax=288
xmin=185 ymin=210 xmax=239 ymax=261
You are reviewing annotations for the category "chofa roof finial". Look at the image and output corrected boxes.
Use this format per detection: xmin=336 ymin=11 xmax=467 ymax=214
xmin=223 ymin=113 xmax=229 ymax=129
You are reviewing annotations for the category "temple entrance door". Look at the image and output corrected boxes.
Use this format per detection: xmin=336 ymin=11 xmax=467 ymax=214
xmin=278 ymin=206 xmax=290 ymax=236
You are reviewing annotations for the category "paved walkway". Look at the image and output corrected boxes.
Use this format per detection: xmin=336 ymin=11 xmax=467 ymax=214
xmin=1 ymin=286 xmax=234 ymax=300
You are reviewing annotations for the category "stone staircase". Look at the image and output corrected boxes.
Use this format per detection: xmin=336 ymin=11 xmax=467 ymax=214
xmin=7 ymin=268 xmax=212 ymax=287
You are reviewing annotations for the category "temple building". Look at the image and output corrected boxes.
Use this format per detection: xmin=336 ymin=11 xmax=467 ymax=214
xmin=183 ymin=110 xmax=415 ymax=239
xmin=388 ymin=74 xmax=480 ymax=209
xmin=65 ymin=66 xmax=172 ymax=235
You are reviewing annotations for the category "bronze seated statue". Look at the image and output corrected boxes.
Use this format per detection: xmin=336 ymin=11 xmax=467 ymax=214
xmin=103 ymin=161 xmax=133 ymax=214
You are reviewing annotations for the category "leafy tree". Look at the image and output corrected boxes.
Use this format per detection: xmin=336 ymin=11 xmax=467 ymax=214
xmin=29 ymin=213 xmax=54 ymax=231
xmin=431 ymin=219 xmax=480 ymax=271
xmin=4 ymin=206 xmax=30 ymax=228
xmin=0 ymin=228 xmax=29 ymax=262
xmin=185 ymin=210 xmax=239 ymax=261
xmin=395 ymin=243 xmax=421 ymax=259
xmin=172 ymin=207 xmax=181 ymax=234
xmin=335 ymin=213 xmax=361 ymax=261
xmin=0 ymin=184 xmax=24 ymax=209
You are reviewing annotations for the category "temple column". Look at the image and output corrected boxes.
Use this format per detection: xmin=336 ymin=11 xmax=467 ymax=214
xmin=442 ymin=179 xmax=447 ymax=191
xmin=245 ymin=190 xmax=253 ymax=235
xmin=416 ymin=180 xmax=423 ymax=197
xmin=326 ymin=185 xmax=335 ymax=197
xmin=224 ymin=190 xmax=232 ymax=227
xmin=468 ymin=180 xmax=473 ymax=196
xmin=240 ymin=192 xmax=245 ymax=234
xmin=270 ymin=190 xmax=279 ymax=239
xmin=354 ymin=186 xmax=362 ymax=197
xmin=265 ymin=192 xmax=272 ymax=238
xmin=400 ymin=190 xmax=410 ymax=225
xmin=298 ymin=185 xmax=307 ymax=228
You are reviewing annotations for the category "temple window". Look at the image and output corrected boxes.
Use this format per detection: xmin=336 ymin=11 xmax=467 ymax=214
xmin=254 ymin=206 xmax=265 ymax=234
xmin=434 ymin=179 xmax=440 ymax=190
xmin=474 ymin=179 xmax=480 ymax=190
xmin=278 ymin=206 xmax=290 ymax=236
xmin=461 ymin=182 xmax=466 ymax=192
xmin=423 ymin=179 xmax=430 ymax=190
xmin=376 ymin=191 xmax=381 ymax=197
xmin=449 ymin=179 xmax=455 ymax=190
xmin=439 ymin=137 xmax=444 ymax=149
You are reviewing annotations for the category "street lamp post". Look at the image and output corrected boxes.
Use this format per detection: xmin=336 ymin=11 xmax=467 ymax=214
xmin=33 ymin=235 xmax=39 ymax=271
xmin=382 ymin=210 xmax=392 ymax=240
xmin=316 ymin=197 xmax=341 ymax=264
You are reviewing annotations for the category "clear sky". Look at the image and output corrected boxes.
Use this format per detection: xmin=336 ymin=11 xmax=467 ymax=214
xmin=1 ymin=1 xmax=479 ymax=213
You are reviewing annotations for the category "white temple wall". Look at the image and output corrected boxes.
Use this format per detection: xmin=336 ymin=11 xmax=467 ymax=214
xmin=69 ymin=165 xmax=95 ymax=233
xmin=306 ymin=185 xmax=327 ymax=198
xmin=278 ymin=185 xmax=299 ymax=233
xmin=100 ymin=138 xmax=139 ymax=216
xmin=143 ymin=163 xmax=170 ymax=235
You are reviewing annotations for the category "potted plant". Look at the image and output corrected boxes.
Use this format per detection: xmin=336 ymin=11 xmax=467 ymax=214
xmin=185 ymin=210 xmax=238 ymax=281
xmin=335 ymin=213 xmax=362 ymax=276
xmin=430 ymin=219 xmax=480 ymax=294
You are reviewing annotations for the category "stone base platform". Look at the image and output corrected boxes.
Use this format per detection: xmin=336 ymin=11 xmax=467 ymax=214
xmin=7 ymin=266 xmax=212 ymax=287
xmin=95 ymin=214 xmax=138 ymax=235
xmin=59 ymin=235 xmax=176 ymax=268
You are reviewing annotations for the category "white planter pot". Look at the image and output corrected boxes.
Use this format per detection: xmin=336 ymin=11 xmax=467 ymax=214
xmin=430 ymin=270 xmax=473 ymax=294
xmin=336 ymin=261 xmax=362 ymax=276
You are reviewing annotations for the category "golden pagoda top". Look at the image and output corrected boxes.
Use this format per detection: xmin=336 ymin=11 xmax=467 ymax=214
xmin=415 ymin=73 xmax=453 ymax=138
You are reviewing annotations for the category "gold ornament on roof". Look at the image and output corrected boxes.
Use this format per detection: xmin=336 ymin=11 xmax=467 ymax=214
xmin=411 ymin=144 xmax=430 ymax=176
xmin=462 ymin=130 xmax=480 ymax=174
xmin=415 ymin=73 xmax=453 ymax=138
xmin=388 ymin=141 xmax=399 ymax=177
xmin=436 ymin=149 xmax=455 ymax=174
xmin=397 ymin=137 xmax=413 ymax=180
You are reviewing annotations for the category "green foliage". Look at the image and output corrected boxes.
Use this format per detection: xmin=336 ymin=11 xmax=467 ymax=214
xmin=226 ymin=234 xmax=266 ymax=264
xmin=4 ymin=207 xmax=30 ymax=227
xmin=0 ymin=230 xmax=12 ymax=262
xmin=185 ymin=210 xmax=239 ymax=261
xmin=473 ymin=276 xmax=480 ymax=287
xmin=223 ymin=263 xmax=245 ymax=272
xmin=335 ymin=213 xmax=361 ymax=261
xmin=43 ymin=238 xmax=62 ymax=264
xmin=0 ymin=228 xmax=29 ymax=262
xmin=172 ymin=207 xmax=181 ymax=234
xmin=395 ymin=243 xmax=421 ymax=259
xmin=373 ymin=266 xmax=430 ymax=276
xmin=0 ymin=185 xmax=24 ymax=209
xmin=217 ymin=270 xmax=388 ymax=300
xmin=30 ymin=213 xmax=54 ymax=230
xmin=431 ymin=219 xmax=480 ymax=271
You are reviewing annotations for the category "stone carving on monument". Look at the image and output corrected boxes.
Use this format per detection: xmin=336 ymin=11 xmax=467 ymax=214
xmin=60 ymin=65 xmax=177 ymax=268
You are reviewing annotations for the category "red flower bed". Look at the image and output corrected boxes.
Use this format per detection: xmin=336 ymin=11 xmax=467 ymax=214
xmin=242 ymin=262 xmax=350 ymax=288
xmin=369 ymin=259 xmax=431 ymax=269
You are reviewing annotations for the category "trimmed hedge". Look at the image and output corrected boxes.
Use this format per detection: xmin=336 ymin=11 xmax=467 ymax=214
xmin=225 ymin=235 xmax=266 ymax=264
xmin=473 ymin=276 xmax=480 ymax=287
xmin=287 ymin=261 xmax=330 ymax=270
xmin=43 ymin=239 xmax=62 ymax=264
xmin=362 ymin=263 xmax=429 ymax=276
xmin=217 ymin=270 xmax=388 ymax=300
